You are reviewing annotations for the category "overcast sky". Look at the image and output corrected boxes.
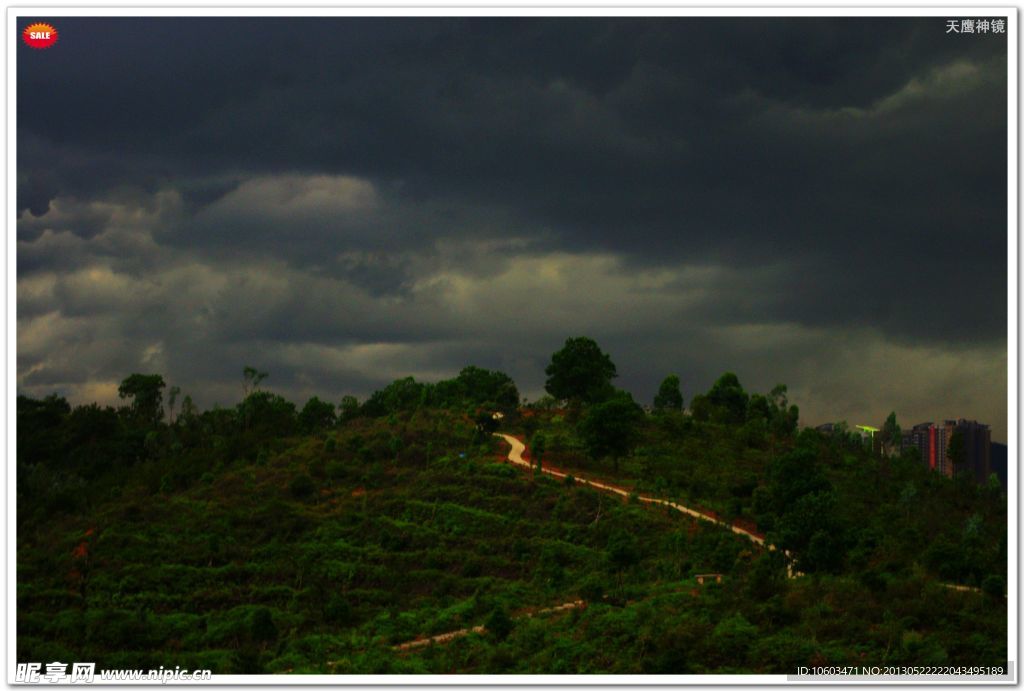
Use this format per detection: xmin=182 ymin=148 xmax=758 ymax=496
xmin=17 ymin=17 xmax=1009 ymax=440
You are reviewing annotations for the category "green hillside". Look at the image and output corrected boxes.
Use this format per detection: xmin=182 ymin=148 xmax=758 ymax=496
xmin=16 ymin=343 xmax=1007 ymax=674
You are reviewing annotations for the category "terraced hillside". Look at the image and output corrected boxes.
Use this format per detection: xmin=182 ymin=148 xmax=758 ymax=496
xmin=16 ymin=361 xmax=1007 ymax=674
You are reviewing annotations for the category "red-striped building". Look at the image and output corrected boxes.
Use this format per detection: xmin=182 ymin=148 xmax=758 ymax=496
xmin=903 ymin=419 xmax=991 ymax=481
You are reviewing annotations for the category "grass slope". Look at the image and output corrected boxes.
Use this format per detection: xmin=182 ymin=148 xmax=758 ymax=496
xmin=17 ymin=409 xmax=1006 ymax=674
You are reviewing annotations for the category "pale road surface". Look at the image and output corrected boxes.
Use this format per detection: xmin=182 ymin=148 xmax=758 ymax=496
xmin=379 ymin=434 xmax=980 ymax=658
xmin=493 ymin=433 xmax=799 ymax=577
xmin=493 ymin=434 xmax=1001 ymax=592
xmin=495 ymin=433 xmax=767 ymax=543
xmin=391 ymin=600 xmax=586 ymax=651
xmin=314 ymin=434 xmax=984 ymax=665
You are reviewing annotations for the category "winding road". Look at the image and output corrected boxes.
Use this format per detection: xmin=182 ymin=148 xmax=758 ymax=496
xmin=392 ymin=600 xmax=586 ymax=652
xmin=493 ymin=433 xmax=797 ymax=576
xmin=379 ymin=434 xmax=984 ymax=657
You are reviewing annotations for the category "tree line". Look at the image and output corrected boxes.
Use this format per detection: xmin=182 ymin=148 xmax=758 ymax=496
xmin=17 ymin=335 xmax=801 ymax=501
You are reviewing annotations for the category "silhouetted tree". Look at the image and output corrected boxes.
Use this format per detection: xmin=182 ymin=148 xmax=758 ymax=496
xmin=338 ymin=395 xmax=360 ymax=423
xmin=299 ymin=396 xmax=336 ymax=434
xmin=767 ymin=384 xmax=799 ymax=436
xmin=118 ymin=374 xmax=166 ymax=426
xmin=167 ymin=386 xmax=181 ymax=424
xmin=653 ymin=374 xmax=684 ymax=412
xmin=531 ymin=432 xmax=546 ymax=473
xmin=881 ymin=411 xmax=901 ymax=455
xmin=579 ymin=391 xmax=644 ymax=471
xmin=17 ymin=394 xmax=70 ymax=466
xmin=452 ymin=365 xmax=520 ymax=410
xmin=362 ymin=377 xmax=425 ymax=417
xmin=240 ymin=391 xmax=297 ymax=437
xmin=706 ymin=372 xmax=748 ymax=425
xmin=242 ymin=366 xmax=268 ymax=397
xmin=544 ymin=336 xmax=617 ymax=407
xmin=179 ymin=394 xmax=197 ymax=421
xmin=689 ymin=393 xmax=713 ymax=422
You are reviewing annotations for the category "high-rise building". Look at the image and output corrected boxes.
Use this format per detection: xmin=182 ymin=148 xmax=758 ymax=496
xmin=941 ymin=419 xmax=991 ymax=483
xmin=905 ymin=422 xmax=947 ymax=473
xmin=902 ymin=419 xmax=991 ymax=481
xmin=991 ymin=442 xmax=1008 ymax=487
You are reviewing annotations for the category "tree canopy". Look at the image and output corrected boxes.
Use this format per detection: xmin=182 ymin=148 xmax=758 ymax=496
xmin=117 ymin=373 xmax=166 ymax=425
xmin=544 ymin=337 xmax=618 ymax=406
xmin=299 ymin=397 xmax=337 ymax=434
xmin=578 ymin=391 xmax=644 ymax=468
xmin=705 ymin=372 xmax=749 ymax=425
xmin=359 ymin=366 xmax=519 ymax=417
xmin=14 ymin=351 xmax=1008 ymax=674
xmin=653 ymin=374 xmax=684 ymax=412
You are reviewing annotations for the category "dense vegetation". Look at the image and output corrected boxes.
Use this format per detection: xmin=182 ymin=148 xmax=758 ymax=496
xmin=17 ymin=340 xmax=1007 ymax=673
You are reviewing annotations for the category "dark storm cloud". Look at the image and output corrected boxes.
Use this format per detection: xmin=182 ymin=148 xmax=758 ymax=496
xmin=17 ymin=16 xmax=1009 ymax=438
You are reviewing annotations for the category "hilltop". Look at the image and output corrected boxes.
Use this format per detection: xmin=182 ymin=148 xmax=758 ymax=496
xmin=16 ymin=339 xmax=1007 ymax=674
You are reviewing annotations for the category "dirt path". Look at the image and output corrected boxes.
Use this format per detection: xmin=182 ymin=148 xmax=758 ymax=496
xmin=493 ymin=432 xmax=798 ymax=577
xmin=496 ymin=436 xmax=1003 ymax=598
xmin=301 ymin=434 xmax=980 ymax=670
xmin=393 ymin=625 xmax=486 ymax=651
xmin=392 ymin=600 xmax=586 ymax=651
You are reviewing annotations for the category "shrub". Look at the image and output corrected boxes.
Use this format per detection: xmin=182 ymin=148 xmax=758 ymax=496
xmin=250 ymin=607 xmax=278 ymax=645
xmin=579 ymin=576 xmax=605 ymax=603
xmin=289 ymin=474 xmax=316 ymax=501
xmin=982 ymin=574 xmax=1005 ymax=599
xmin=308 ymin=458 xmax=326 ymax=480
xmin=325 ymin=595 xmax=352 ymax=626
xmin=399 ymin=443 xmax=428 ymax=466
xmin=326 ymin=460 xmax=347 ymax=483
xmin=485 ymin=606 xmax=514 ymax=641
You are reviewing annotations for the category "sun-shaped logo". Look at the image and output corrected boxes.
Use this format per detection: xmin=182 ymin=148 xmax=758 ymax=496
xmin=22 ymin=22 xmax=58 ymax=49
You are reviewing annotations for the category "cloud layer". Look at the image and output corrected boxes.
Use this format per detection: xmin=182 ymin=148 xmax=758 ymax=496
xmin=17 ymin=17 xmax=1009 ymax=439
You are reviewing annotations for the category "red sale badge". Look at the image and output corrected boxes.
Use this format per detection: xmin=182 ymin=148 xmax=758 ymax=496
xmin=22 ymin=22 xmax=58 ymax=49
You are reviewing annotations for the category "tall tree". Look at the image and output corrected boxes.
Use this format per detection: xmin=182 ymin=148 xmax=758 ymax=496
xmin=544 ymin=337 xmax=617 ymax=406
xmin=578 ymin=391 xmax=644 ymax=471
xmin=531 ymin=432 xmax=546 ymax=473
xmin=179 ymin=394 xmax=197 ymax=421
xmin=167 ymin=385 xmax=181 ymax=424
xmin=653 ymin=374 xmax=684 ymax=412
xmin=118 ymin=374 xmax=166 ymax=426
xmin=338 ymin=395 xmax=360 ymax=423
xmin=453 ymin=365 xmax=520 ymax=410
xmin=362 ymin=377 xmax=426 ymax=417
xmin=17 ymin=394 xmax=70 ymax=466
xmin=239 ymin=391 xmax=297 ymax=437
xmin=243 ymin=366 xmax=268 ymax=397
xmin=767 ymin=384 xmax=799 ymax=437
xmin=706 ymin=372 xmax=749 ymax=425
xmin=299 ymin=396 xmax=337 ymax=434
xmin=881 ymin=411 xmax=901 ymax=456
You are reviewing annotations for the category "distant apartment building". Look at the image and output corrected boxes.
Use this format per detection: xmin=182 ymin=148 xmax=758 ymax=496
xmin=944 ymin=418 xmax=992 ymax=483
xmin=904 ymin=422 xmax=947 ymax=473
xmin=902 ymin=419 xmax=990 ymax=481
